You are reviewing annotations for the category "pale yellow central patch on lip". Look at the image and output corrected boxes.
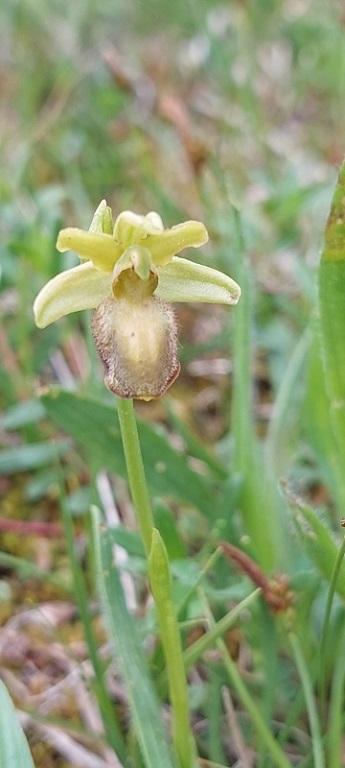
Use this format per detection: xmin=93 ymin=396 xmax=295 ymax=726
xmin=125 ymin=307 xmax=162 ymax=367
xmin=115 ymin=302 xmax=163 ymax=369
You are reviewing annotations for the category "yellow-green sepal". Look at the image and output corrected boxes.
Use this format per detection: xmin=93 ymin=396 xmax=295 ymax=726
xmin=155 ymin=256 xmax=241 ymax=304
xmin=33 ymin=261 xmax=111 ymax=328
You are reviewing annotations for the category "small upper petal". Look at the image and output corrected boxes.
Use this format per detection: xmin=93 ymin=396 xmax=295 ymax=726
xmin=33 ymin=261 xmax=111 ymax=328
xmin=145 ymin=221 xmax=209 ymax=265
xmin=56 ymin=229 xmax=122 ymax=272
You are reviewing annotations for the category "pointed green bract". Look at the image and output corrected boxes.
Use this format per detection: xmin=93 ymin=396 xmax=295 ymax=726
xmin=321 ymin=162 xmax=345 ymax=262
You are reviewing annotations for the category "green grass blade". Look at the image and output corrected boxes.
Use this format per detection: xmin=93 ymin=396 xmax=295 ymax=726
xmin=0 ymin=681 xmax=35 ymax=768
xmin=182 ymin=588 xmax=261 ymax=672
xmin=91 ymin=506 xmax=175 ymax=768
xmin=289 ymin=633 xmax=325 ymax=768
xmin=319 ymin=534 xmax=345 ymax=720
xmin=0 ymin=551 xmax=71 ymax=592
xmin=199 ymin=591 xmax=292 ymax=768
xmin=326 ymin=622 xmax=345 ymax=768
xmin=0 ymin=399 xmax=46 ymax=430
xmin=0 ymin=440 xmax=70 ymax=475
xmin=59 ymin=495 xmax=126 ymax=762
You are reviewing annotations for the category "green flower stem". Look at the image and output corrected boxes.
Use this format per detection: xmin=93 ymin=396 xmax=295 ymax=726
xmin=117 ymin=397 xmax=194 ymax=767
xmin=117 ymin=397 xmax=154 ymax=555
xmin=149 ymin=529 xmax=195 ymax=768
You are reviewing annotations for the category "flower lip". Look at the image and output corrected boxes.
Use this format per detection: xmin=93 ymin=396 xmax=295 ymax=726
xmin=92 ymin=292 xmax=180 ymax=400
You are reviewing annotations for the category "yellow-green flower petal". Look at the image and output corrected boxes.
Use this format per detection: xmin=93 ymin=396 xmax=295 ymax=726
xmin=56 ymin=229 xmax=122 ymax=272
xmin=33 ymin=261 xmax=111 ymax=328
xmin=114 ymin=210 xmax=164 ymax=245
xmin=145 ymin=221 xmax=209 ymax=266
xmin=155 ymin=257 xmax=241 ymax=304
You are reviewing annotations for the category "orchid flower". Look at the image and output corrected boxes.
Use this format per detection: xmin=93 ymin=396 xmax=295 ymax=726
xmin=34 ymin=200 xmax=240 ymax=400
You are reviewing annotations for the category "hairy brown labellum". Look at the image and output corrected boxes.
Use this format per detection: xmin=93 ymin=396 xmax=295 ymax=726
xmin=92 ymin=294 xmax=180 ymax=400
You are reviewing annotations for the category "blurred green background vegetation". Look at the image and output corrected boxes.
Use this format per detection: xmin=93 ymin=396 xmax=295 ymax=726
xmin=1 ymin=0 xmax=345 ymax=766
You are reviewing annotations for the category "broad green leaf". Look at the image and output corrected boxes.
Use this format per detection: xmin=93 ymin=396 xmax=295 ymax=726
xmin=318 ymin=158 xmax=345 ymax=510
xmin=0 ymin=440 xmax=71 ymax=475
xmin=106 ymin=525 xmax=144 ymax=558
xmin=41 ymin=388 xmax=216 ymax=516
xmin=165 ymin=403 xmax=227 ymax=480
xmin=303 ymin=338 xmax=344 ymax=501
xmin=0 ymin=681 xmax=35 ymax=768
xmin=91 ymin=507 xmax=175 ymax=768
